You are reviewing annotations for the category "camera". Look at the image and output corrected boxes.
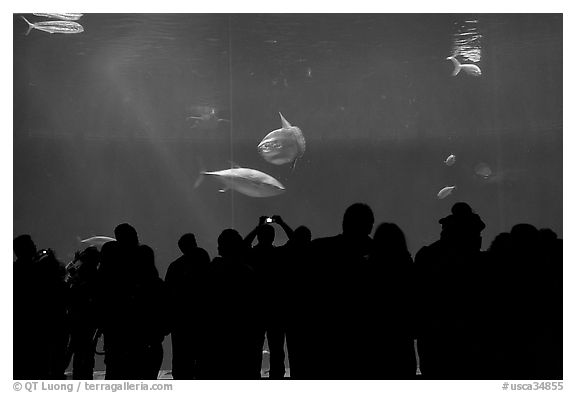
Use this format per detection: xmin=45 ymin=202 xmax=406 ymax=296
xmin=36 ymin=248 xmax=53 ymax=262
xmin=265 ymin=217 xmax=274 ymax=224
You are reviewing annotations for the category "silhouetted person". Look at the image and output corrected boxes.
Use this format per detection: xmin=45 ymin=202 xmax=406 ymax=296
xmin=98 ymin=223 xmax=143 ymax=379
xmin=165 ymin=233 xmax=211 ymax=379
xmin=364 ymin=223 xmax=416 ymax=378
xmin=310 ymin=203 xmax=375 ymax=378
xmin=244 ymin=216 xmax=291 ymax=378
xmin=488 ymin=224 xmax=562 ymax=379
xmin=14 ymin=235 xmax=68 ymax=379
xmin=414 ymin=202 xmax=487 ymax=379
xmin=204 ymin=229 xmax=260 ymax=379
xmin=125 ymin=245 xmax=169 ymax=379
xmin=65 ymin=246 xmax=100 ymax=379
xmin=14 ymin=235 xmax=42 ymax=379
xmin=279 ymin=224 xmax=314 ymax=379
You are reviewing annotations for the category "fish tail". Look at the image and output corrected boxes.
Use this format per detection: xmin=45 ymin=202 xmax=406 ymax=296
xmin=194 ymin=156 xmax=206 ymax=188
xmin=447 ymin=56 xmax=461 ymax=76
xmin=193 ymin=173 xmax=205 ymax=189
xmin=21 ymin=16 xmax=34 ymax=36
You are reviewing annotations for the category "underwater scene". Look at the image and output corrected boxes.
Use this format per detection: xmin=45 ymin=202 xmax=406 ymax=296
xmin=13 ymin=14 xmax=562 ymax=373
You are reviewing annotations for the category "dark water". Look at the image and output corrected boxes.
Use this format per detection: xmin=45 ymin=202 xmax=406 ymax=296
xmin=13 ymin=14 xmax=562 ymax=371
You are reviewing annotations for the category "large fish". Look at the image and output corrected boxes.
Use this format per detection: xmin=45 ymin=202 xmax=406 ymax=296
xmin=21 ymin=16 xmax=84 ymax=35
xmin=33 ymin=13 xmax=84 ymax=21
xmin=195 ymin=167 xmax=285 ymax=198
xmin=258 ymin=112 xmax=306 ymax=168
xmin=447 ymin=56 xmax=482 ymax=77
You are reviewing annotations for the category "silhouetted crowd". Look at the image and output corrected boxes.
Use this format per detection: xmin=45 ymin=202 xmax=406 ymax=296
xmin=13 ymin=202 xmax=562 ymax=380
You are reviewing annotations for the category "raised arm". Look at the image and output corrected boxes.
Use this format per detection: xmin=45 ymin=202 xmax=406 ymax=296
xmin=272 ymin=215 xmax=294 ymax=241
xmin=244 ymin=216 xmax=267 ymax=246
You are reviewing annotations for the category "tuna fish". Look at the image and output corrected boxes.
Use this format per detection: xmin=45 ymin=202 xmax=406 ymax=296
xmin=195 ymin=167 xmax=285 ymax=198
xmin=447 ymin=56 xmax=482 ymax=77
xmin=33 ymin=13 xmax=84 ymax=21
xmin=22 ymin=16 xmax=84 ymax=35
xmin=445 ymin=154 xmax=456 ymax=166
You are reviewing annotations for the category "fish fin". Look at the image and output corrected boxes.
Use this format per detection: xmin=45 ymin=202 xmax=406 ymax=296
xmin=290 ymin=158 xmax=298 ymax=172
xmin=447 ymin=56 xmax=461 ymax=76
xmin=21 ymin=16 xmax=33 ymax=36
xmin=279 ymin=112 xmax=292 ymax=128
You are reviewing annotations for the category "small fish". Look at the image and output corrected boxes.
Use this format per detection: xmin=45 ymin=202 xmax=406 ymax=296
xmin=258 ymin=112 xmax=306 ymax=170
xmin=446 ymin=56 xmax=482 ymax=77
xmin=474 ymin=162 xmax=492 ymax=179
xmin=444 ymin=154 xmax=456 ymax=166
xmin=437 ymin=186 xmax=456 ymax=199
xmin=33 ymin=13 xmax=83 ymax=21
xmin=22 ymin=16 xmax=84 ymax=35
xmin=78 ymin=236 xmax=116 ymax=248
xmin=195 ymin=167 xmax=285 ymax=198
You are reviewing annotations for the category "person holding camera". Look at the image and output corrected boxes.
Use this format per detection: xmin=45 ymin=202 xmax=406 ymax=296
xmin=244 ymin=215 xmax=293 ymax=378
xmin=14 ymin=235 xmax=68 ymax=380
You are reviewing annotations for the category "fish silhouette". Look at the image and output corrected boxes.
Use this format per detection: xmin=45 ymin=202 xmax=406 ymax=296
xmin=186 ymin=107 xmax=229 ymax=130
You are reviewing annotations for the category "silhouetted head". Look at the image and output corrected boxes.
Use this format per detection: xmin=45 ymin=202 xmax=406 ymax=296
xmin=372 ymin=222 xmax=410 ymax=260
xmin=439 ymin=202 xmax=485 ymax=249
xmin=14 ymin=234 xmax=37 ymax=261
xmin=114 ymin=223 xmax=139 ymax=247
xmin=342 ymin=203 xmax=374 ymax=237
xmin=293 ymin=225 xmax=312 ymax=245
xmin=510 ymin=223 xmax=539 ymax=247
xmin=178 ymin=233 xmax=198 ymax=255
xmin=256 ymin=224 xmax=275 ymax=246
xmin=488 ymin=232 xmax=512 ymax=255
xmin=217 ymin=229 xmax=244 ymax=259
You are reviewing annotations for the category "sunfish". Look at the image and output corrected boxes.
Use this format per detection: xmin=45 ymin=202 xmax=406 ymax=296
xmin=258 ymin=112 xmax=306 ymax=169
xmin=195 ymin=167 xmax=285 ymax=198
xmin=444 ymin=154 xmax=456 ymax=166
xmin=22 ymin=16 xmax=84 ymax=35
xmin=437 ymin=186 xmax=456 ymax=199
xmin=33 ymin=13 xmax=84 ymax=21
xmin=447 ymin=56 xmax=482 ymax=77
xmin=78 ymin=236 xmax=116 ymax=248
